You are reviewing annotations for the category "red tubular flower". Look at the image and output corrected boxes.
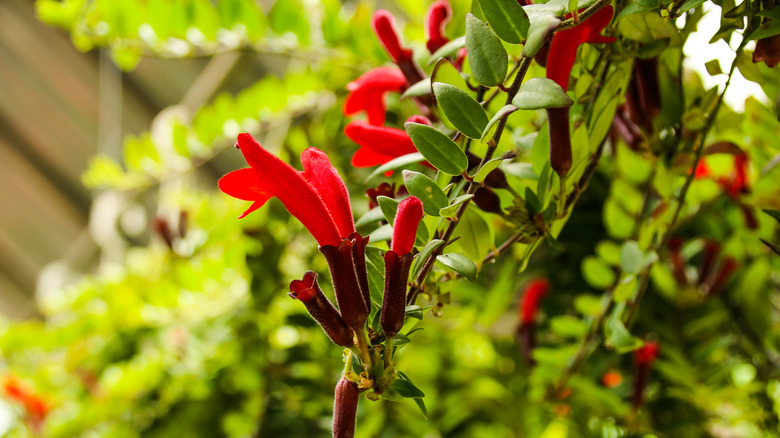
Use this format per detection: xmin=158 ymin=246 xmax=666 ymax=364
xmin=632 ymin=340 xmax=659 ymax=409
xmin=705 ymin=257 xmax=739 ymax=296
xmin=697 ymin=240 xmax=721 ymax=286
xmin=545 ymin=6 xmax=614 ymax=178
xmin=333 ymin=377 xmax=360 ymax=438
xmin=218 ymin=133 xmax=354 ymax=247
xmin=344 ymin=67 xmax=407 ymax=126
xmin=289 ymin=271 xmax=354 ymax=347
xmin=425 ymin=0 xmax=452 ymax=54
xmin=345 ymin=116 xmax=432 ymax=168
xmin=381 ymin=197 xmax=423 ymax=339
xmin=3 ymin=375 xmax=49 ymax=424
xmin=520 ymin=278 xmax=550 ymax=325
xmin=372 ymin=10 xmax=413 ymax=64
xmin=320 ymin=233 xmax=371 ymax=333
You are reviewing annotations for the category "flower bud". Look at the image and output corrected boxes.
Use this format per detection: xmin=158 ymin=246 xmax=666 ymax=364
xmin=371 ymin=10 xmax=412 ymax=64
xmin=753 ymin=34 xmax=780 ymax=68
xmin=520 ymin=278 xmax=550 ymax=326
xmin=632 ymin=341 xmax=659 ymax=409
xmin=547 ymin=107 xmax=572 ymax=179
xmin=696 ymin=240 xmax=720 ymax=286
xmin=381 ymin=251 xmax=413 ymax=339
xmin=333 ymin=377 xmax=360 ymax=438
xmin=289 ymin=271 xmax=354 ymax=347
xmin=320 ymin=234 xmax=371 ymax=332
xmin=473 ymin=187 xmax=502 ymax=214
xmin=425 ymin=0 xmax=452 ymax=54
xmin=391 ymin=196 xmax=424 ymax=256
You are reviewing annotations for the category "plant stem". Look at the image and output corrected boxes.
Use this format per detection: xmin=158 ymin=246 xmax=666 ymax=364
xmin=355 ymin=327 xmax=372 ymax=370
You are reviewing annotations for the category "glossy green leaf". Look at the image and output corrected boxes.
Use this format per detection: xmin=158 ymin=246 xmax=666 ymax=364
xmin=377 ymin=196 xmax=400 ymax=225
xmin=465 ymin=13 xmax=508 ymax=87
xmin=433 ymin=83 xmax=489 ymax=139
xmin=473 ymin=156 xmax=506 ymax=182
xmin=522 ymin=13 xmax=561 ymax=57
xmin=429 ymin=36 xmax=466 ymax=62
xmin=620 ymin=241 xmax=644 ymax=274
xmin=366 ymin=153 xmax=426 ymax=182
xmin=405 ymin=122 xmax=468 ymax=175
xmin=481 ymin=104 xmax=519 ymax=140
xmin=411 ymin=239 xmax=446 ymax=279
xmin=512 ymin=78 xmax=573 ymax=109
xmin=479 ymin=0 xmax=530 ymax=44
xmin=431 ymin=58 xmax=470 ymax=92
xmin=604 ymin=313 xmax=644 ymax=353
xmin=401 ymin=78 xmax=433 ymax=99
xmin=439 ymin=194 xmax=474 ymax=217
xmin=525 ymin=187 xmax=542 ymax=215
xmin=763 ymin=209 xmax=780 ymax=224
xmin=402 ymin=170 xmax=449 ymax=216
xmin=436 ymin=253 xmax=478 ymax=281
xmin=391 ymin=376 xmax=425 ymax=398
xmin=355 ymin=207 xmax=385 ymax=228
xmin=582 ymin=256 xmax=616 ymax=289
xmin=451 ymin=208 xmax=495 ymax=265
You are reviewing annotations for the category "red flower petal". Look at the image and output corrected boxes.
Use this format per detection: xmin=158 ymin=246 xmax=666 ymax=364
xmin=344 ymin=120 xmax=418 ymax=158
xmin=634 ymin=341 xmax=659 ymax=366
xmin=520 ymin=278 xmax=550 ymax=324
xmin=426 ymin=0 xmax=452 ymax=54
xmin=235 ymin=133 xmax=343 ymax=247
xmin=351 ymin=147 xmax=398 ymax=168
xmin=547 ymin=6 xmax=615 ymax=91
xmin=344 ymin=67 xmax=406 ymax=125
xmin=218 ymin=168 xmax=275 ymax=218
xmin=372 ymin=10 xmax=413 ymax=63
xmin=301 ymin=148 xmax=356 ymax=239
xmin=391 ymin=196 xmax=423 ymax=255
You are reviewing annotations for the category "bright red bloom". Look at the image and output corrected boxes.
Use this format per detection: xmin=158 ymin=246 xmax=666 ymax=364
xmin=693 ymin=154 xmax=750 ymax=196
xmin=425 ymin=0 xmax=452 ymax=54
xmin=693 ymin=158 xmax=711 ymax=179
xmin=391 ymin=196 xmax=423 ymax=255
xmin=634 ymin=341 xmax=659 ymax=366
xmin=372 ymin=10 xmax=413 ymax=64
xmin=289 ymin=271 xmax=354 ymax=347
xmin=345 ymin=116 xmax=432 ymax=167
xmin=3 ymin=375 xmax=49 ymax=421
xmin=344 ymin=67 xmax=407 ymax=126
xmin=520 ymin=278 xmax=550 ymax=325
xmin=218 ymin=133 xmax=354 ymax=247
xmin=546 ymin=6 xmax=616 ymax=91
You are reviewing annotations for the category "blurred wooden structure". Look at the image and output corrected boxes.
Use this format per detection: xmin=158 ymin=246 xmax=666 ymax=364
xmin=0 ymin=0 xmax=210 ymax=318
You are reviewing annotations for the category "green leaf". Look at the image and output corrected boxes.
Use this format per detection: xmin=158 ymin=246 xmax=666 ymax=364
xmin=366 ymin=153 xmax=426 ymax=182
xmin=763 ymin=209 xmax=780 ymax=224
xmin=465 ymin=13 xmax=508 ymax=87
xmin=512 ymin=78 xmax=573 ymax=109
xmin=523 ymin=13 xmax=561 ymax=57
xmin=411 ymin=239 xmax=446 ymax=279
xmin=431 ymin=58 xmax=470 ymax=92
xmin=481 ymin=104 xmax=519 ymax=140
xmin=582 ymin=256 xmax=616 ymax=289
xmin=405 ymin=123 xmax=468 ymax=175
xmin=705 ymin=59 xmax=723 ymax=75
xmin=401 ymin=78 xmax=433 ymax=99
xmin=439 ymin=194 xmax=474 ymax=217
xmin=402 ymin=170 xmax=450 ymax=216
xmin=479 ymin=0 xmax=530 ymax=44
xmin=473 ymin=156 xmax=506 ymax=182
xmin=525 ymin=187 xmax=542 ymax=215
xmin=613 ymin=275 xmax=637 ymax=302
xmin=365 ymin=246 xmax=387 ymax=307
xmin=377 ymin=196 xmax=400 ymax=225
xmin=355 ymin=207 xmax=386 ymax=228
xmin=368 ymin=224 xmax=393 ymax=243
xmin=604 ymin=313 xmax=644 ymax=353
xmin=405 ymin=305 xmax=425 ymax=320
xmin=436 ymin=253 xmax=478 ymax=281
xmin=390 ymin=377 xmax=425 ymax=398
xmin=760 ymin=239 xmax=780 ymax=256
xmin=433 ymin=83 xmax=489 ymax=139
xmin=429 ymin=36 xmax=467 ymax=62
xmin=620 ymin=241 xmax=644 ymax=274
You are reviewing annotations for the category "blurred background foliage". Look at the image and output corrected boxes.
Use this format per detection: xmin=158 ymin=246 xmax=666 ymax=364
xmin=0 ymin=0 xmax=779 ymax=437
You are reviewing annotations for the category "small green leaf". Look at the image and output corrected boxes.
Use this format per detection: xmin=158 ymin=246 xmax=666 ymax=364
xmin=436 ymin=253 xmax=478 ymax=281
xmin=390 ymin=377 xmax=425 ymax=398
xmin=413 ymin=399 xmax=428 ymax=419
xmin=355 ymin=207 xmax=386 ymax=228
xmin=366 ymin=153 xmax=426 ymax=182
xmin=405 ymin=305 xmax=425 ymax=320
xmin=439 ymin=194 xmax=474 ymax=217
xmin=582 ymin=256 xmax=616 ymax=289
xmin=545 ymin=234 xmax=564 ymax=252
xmin=411 ymin=239 xmax=446 ymax=279
xmin=465 ymin=13 xmax=508 ymax=87
xmin=620 ymin=241 xmax=644 ymax=274
xmin=512 ymin=77 xmax=573 ymax=109
xmin=705 ymin=59 xmax=723 ymax=75
xmin=481 ymin=104 xmax=519 ymax=140
xmin=377 ymin=196 xmax=400 ymax=225
xmin=604 ymin=313 xmax=644 ymax=353
xmin=763 ymin=209 xmax=780 ymax=224
xmin=402 ymin=170 xmax=449 ymax=216
xmin=405 ymin=123 xmax=468 ymax=176
xmin=479 ymin=0 xmax=530 ymax=44
xmin=613 ymin=275 xmax=637 ymax=302
xmin=473 ymin=156 xmax=506 ymax=182
xmin=401 ymin=78 xmax=433 ymax=99
xmin=433 ymin=83 xmax=489 ymax=139
xmin=429 ymin=36 xmax=466 ymax=63
xmin=525 ymin=187 xmax=542 ymax=215
xmin=522 ymin=13 xmax=561 ymax=57
xmin=368 ymin=223 xmax=393 ymax=242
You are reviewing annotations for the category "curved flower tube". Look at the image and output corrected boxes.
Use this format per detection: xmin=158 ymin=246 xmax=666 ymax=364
xmin=344 ymin=116 xmax=432 ymax=168
xmin=344 ymin=67 xmax=407 ymax=126
xmin=218 ymin=133 xmax=354 ymax=247
xmin=425 ymin=0 xmax=452 ymax=54
xmin=289 ymin=271 xmax=354 ymax=347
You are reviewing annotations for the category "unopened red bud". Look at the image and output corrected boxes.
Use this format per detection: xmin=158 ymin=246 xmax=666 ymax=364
xmin=697 ymin=240 xmax=720 ymax=286
xmin=381 ymin=251 xmax=413 ymax=339
xmin=372 ymin=10 xmax=412 ymax=64
xmin=753 ymin=34 xmax=780 ymax=68
xmin=520 ymin=278 xmax=550 ymax=325
xmin=153 ymin=217 xmax=174 ymax=250
xmin=391 ymin=196 xmax=423 ymax=255
xmin=547 ymin=107 xmax=572 ymax=179
xmin=632 ymin=341 xmax=659 ymax=409
xmin=407 ymin=114 xmax=432 ymax=126
xmin=366 ymin=183 xmax=396 ymax=210
xmin=705 ymin=257 xmax=739 ymax=296
xmin=473 ymin=187 xmax=502 ymax=214
xmin=320 ymin=234 xmax=371 ymax=332
xmin=333 ymin=377 xmax=360 ymax=438
xmin=633 ymin=57 xmax=661 ymax=129
xmin=289 ymin=271 xmax=354 ymax=347
xmin=425 ymin=0 xmax=452 ymax=54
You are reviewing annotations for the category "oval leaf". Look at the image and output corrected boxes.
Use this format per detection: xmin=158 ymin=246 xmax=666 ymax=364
xmin=377 ymin=196 xmax=400 ymax=224
xmin=512 ymin=77 xmax=573 ymax=109
xmin=365 ymin=152 xmax=426 ymax=182
xmin=436 ymin=253 xmax=478 ymax=281
xmin=402 ymin=170 xmax=449 ymax=216
xmin=405 ymin=122 xmax=468 ymax=175
xmin=411 ymin=239 xmax=446 ymax=279
xmin=480 ymin=0 xmax=530 ymax=44
xmin=433 ymin=83 xmax=489 ymax=139
xmin=522 ymin=13 xmax=561 ymax=57
xmin=465 ymin=13 xmax=508 ymax=87
xmin=481 ymin=104 xmax=519 ymax=140
xmin=439 ymin=194 xmax=474 ymax=217
xmin=429 ymin=36 xmax=466 ymax=63
xmin=401 ymin=78 xmax=433 ymax=99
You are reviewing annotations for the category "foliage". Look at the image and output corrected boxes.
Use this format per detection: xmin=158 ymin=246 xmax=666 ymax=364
xmin=2 ymin=0 xmax=780 ymax=436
